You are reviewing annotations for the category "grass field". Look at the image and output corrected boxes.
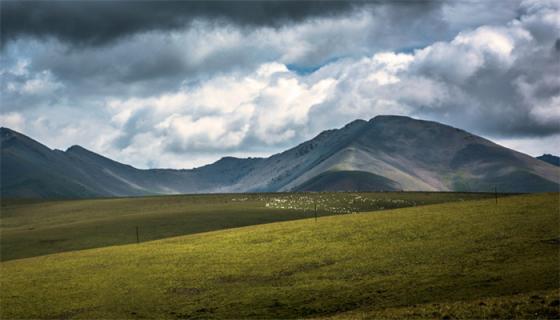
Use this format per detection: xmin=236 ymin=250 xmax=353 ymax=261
xmin=1 ymin=193 xmax=558 ymax=319
xmin=0 ymin=191 xmax=496 ymax=261
xmin=326 ymin=289 xmax=560 ymax=319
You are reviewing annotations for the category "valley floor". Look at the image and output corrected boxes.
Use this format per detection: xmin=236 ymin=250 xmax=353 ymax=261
xmin=1 ymin=193 xmax=558 ymax=319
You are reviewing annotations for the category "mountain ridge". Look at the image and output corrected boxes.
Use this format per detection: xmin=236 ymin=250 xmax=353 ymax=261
xmin=1 ymin=116 xmax=559 ymax=198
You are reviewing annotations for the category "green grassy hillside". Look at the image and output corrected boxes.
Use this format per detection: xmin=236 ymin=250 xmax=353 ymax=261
xmin=326 ymin=289 xmax=560 ymax=319
xmin=1 ymin=193 xmax=558 ymax=319
xmin=0 ymin=192 xmax=495 ymax=261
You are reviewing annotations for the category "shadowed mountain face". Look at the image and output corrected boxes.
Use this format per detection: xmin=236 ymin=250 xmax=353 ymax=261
xmin=293 ymin=171 xmax=401 ymax=192
xmin=537 ymin=154 xmax=560 ymax=167
xmin=2 ymin=116 xmax=559 ymax=198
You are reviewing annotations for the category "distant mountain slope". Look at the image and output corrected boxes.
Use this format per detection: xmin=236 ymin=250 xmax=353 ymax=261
xmin=1 ymin=128 xmax=205 ymax=198
xmin=2 ymin=116 xmax=559 ymax=198
xmin=537 ymin=154 xmax=560 ymax=167
xmin=230 ymin=116 xmax=559 ymax=193
xmin=293 ymin=171 xmax=401 ymax=192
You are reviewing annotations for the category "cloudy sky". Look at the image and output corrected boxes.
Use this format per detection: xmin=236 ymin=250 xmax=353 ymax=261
xmin=1 ymin=0 xmax=559 ymax=169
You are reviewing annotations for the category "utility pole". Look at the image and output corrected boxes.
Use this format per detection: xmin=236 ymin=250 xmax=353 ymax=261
xmin=495 ymin=186 xmax=498 ymax=205
xmin=136 ymin=226 xmax=139 ymax=244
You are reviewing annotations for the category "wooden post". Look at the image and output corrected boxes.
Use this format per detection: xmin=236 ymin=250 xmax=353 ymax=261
xmin=136 ymin=226 xmax=139 ymax=244
xmin=314 ymin=201 xmax=317 ymax=222
xmin=495 ymin=186 xmax=498 ymax=205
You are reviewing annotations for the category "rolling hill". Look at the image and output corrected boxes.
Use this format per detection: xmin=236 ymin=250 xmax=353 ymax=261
xmin=0 ymin=191 xmax=497 ymax=261
xmin=2 ymin=116 xmax=559 ymax=198
xmin=1 ymin=193 xmax=558 ymax=319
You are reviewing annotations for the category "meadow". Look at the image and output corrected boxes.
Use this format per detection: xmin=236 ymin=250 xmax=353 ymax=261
xmin=0 ymin=191 xmax=495 ymax=261
xmin=1 ymin=193 xmax=558 ymax=319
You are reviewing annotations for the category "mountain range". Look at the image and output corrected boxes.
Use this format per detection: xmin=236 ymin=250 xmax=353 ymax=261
xmin=1 ymin=115 xmax=559 ymax=198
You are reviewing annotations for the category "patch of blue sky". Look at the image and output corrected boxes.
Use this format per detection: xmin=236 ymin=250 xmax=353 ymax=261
xmin=286 ymin=56 xmax=345 ymax=76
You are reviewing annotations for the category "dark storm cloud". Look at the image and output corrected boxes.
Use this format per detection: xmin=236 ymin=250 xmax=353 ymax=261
xmin=1 ymin=0 xmax=373 ymax=46
xmin=0 ymin=0 xmax=449 ymax=96
xmin=1 ymin=0 xmax=556 ymax=169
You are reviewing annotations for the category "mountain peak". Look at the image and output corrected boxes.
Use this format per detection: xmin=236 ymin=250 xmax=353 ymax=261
xmin=537 ymin=154 xmax=560 ymax=167
xmin=204 ymin=155 xmax=262 ymax=169
xmin=370 ymin=115 xmax=414 ymax=122
xmin=1 ymin=127 xmax=22 ymax=139
xmin=344 ymin=119 xmax=367 ymax=127
xmin=219 ymin=156 xmax=241 ymax=161
xmin=65 ymin=145 xmax=124 ymax=166
xmin=1 ymin=127 xmax=55 ymax=155
xmin=66 ymin=145 xmax=89 ymax=153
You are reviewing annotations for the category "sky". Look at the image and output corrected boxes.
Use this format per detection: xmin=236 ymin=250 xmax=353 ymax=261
xmin=1 ymin=0 xmax=559 ymax=169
